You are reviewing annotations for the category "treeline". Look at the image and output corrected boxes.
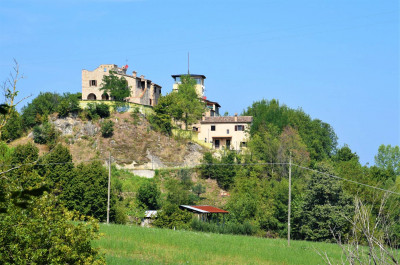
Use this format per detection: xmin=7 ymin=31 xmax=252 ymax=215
xmin=194 ymin=99 xmax=400 ymax=242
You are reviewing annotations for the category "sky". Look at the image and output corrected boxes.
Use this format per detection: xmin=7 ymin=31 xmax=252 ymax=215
xmin=0 ymin=0 xmax=398 ymax=165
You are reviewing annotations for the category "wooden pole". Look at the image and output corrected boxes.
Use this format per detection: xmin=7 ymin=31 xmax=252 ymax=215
xmin=107 ymin=152 xmax=111 ymax=224
xmin=288 ymin=153 xmax=292 ymax=246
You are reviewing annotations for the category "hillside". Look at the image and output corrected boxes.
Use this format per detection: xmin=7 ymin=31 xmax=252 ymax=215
xmin=11 ymin=111 xmax=205 ymax=169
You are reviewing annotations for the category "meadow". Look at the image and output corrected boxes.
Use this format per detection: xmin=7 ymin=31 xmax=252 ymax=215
xmin=94 ymin=224 xmax=344 ymax=265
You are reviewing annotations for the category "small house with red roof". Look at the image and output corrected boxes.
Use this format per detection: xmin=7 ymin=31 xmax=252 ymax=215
xmin=179 ymin=205 xmax=229 ymax=222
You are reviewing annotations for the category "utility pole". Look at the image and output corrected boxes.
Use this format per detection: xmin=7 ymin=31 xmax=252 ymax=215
xmin=107 ymin=152 xmax=111 ymax=224
xmin=287 ymin=152 xmax=292 ymax=246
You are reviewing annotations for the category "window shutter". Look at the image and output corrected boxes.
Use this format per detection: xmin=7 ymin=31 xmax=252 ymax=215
xmin=235 ymin=125 xmax=237 ymax=131
xmin=94 ymin=80 xmax=97 ymax=86
xmin=89 ymin=80 xmax=91 ymax=86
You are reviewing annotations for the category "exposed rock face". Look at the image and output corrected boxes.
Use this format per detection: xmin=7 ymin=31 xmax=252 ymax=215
xmin=50 ymin=114 xmax=206 ymax=172
xmin=51 ymin=117 xmax=98 ymax=138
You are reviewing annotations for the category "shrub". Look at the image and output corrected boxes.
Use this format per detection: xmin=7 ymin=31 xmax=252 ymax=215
xmin=137 ymin=181 xmax=160 ymax=210
xmin=33 ymin=122 xmax=59 ymax=147
xmin=95 ymin=103 xmax=110 ymax=118
xmin=190 ymin=219 xmax=257 ymax=236
xmin=153 ymin=203 xmax=192 ymax=229
xmin=86 ymin=103 xmax=110 ymax=120
xmin=57 ymin=93 xmax=81 ymax=118
xmin=101 ymin=120 xmax=114 ymax=138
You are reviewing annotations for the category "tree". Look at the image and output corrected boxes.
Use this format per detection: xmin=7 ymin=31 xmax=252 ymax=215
xmin=57 ymin=92 xmax=81 ymax=118
xmin=101 ymin=120 xmax=114 ymax=138
xmin=149 ymin=94 xmax=174 ymax=135
xmin=294 ymin=162 xmax=354 ymax=242
xmin=99 ymin=71 xmax=130 ymax=101
xmin=175 ymin=75 xmax=205 ymax=129
xmin=375 ymin=144 xmax=400 ymax=176
xmin=192 ymin=183 xmax=206 ymax=198
xmin=0 ymin=60 xmax=28 ymax=139
xmin=63 ymin=161 xmax=116 ymax=222
xmin=0 ymin=108 xmax=23 ymax=142
xmin=136 ymin=181 xmax=160 ymax=210
xmin=22 ymin=92 xmax=62 ymax=129
xmin=0 ymin=143 xmax=104 ymax=264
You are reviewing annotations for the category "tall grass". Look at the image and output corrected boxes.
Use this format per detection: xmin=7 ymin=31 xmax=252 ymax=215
xmin=95 ymin=223 xmax=343 ymax=264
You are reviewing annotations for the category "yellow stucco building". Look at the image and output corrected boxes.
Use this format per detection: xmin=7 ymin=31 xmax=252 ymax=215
xmin=82 ymin=64 xmax=161 ymax=107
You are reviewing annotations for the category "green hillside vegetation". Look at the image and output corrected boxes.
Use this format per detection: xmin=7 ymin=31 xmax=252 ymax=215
xmin=1 ymin=72 xmax=399 ymax=263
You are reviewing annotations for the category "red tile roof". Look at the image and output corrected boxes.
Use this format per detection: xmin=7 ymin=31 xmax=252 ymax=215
xmin=180 ymin=205 xmax=229 ymax=213
xmin=201 ymin=116 xmax=253 ymax=124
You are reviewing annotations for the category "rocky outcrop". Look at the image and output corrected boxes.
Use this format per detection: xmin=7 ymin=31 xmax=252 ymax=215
xmin=51 ymin=117 xmax=98 ymax=138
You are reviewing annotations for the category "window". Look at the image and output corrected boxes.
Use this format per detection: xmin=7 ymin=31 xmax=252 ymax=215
xmin=104 ymin=68 xmax=107 ymax=72
xmin=149 ymin=99 xmax=152 ymax=105
xmin=214 ymin=139 xmax=220 ymax=149
xmin=211 ymin=125 xmax=216 ymax=131
xmin=227 ymin=129 xmax=229 ymax=134
xmin=204 ymin=138 xmax=207 ymax=143
xmin=89 ymin=80 xmax=97 ymax=86
xmin=235 ymin=125 xmax=244 ymax=131
xmin=240 ymin=142 xmax=247 ymax=147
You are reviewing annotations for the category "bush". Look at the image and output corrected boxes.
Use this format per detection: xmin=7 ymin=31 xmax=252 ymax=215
xmin=101 ymin=120 xmax=114 ymax=138
xmin=190 ymin=219 xmax=257 ymax=236
xmin=96 ymin=103 xmax=110 ymax=118
xmin=137 ymin=181 xmax=160 ymax=210
xmin=57 ymin=93 xmax=81 ymax=118
xmin=1 ymin=109 xmax=23 ymax=142
xmin=86 ymin=103 xmax=110 ymax=120
xmin=152 ymin=203 xmax=192 ymax=229
xmin=33 ymin=122 xmax=59 ymax=147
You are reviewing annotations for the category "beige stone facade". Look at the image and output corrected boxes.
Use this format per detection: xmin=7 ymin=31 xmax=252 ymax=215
xmin=197 ymin=115 xmax=252 ymax=150
xmin=82 ymin=64 xmax=161 ymax=107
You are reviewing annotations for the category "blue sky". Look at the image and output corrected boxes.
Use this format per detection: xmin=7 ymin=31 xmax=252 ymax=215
xmin=0 ymin=0 xmax=398 ymax=165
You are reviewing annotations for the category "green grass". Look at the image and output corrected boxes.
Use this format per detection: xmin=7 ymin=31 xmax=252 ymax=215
xmin=94 ymin=224 xmax=343 ymax=265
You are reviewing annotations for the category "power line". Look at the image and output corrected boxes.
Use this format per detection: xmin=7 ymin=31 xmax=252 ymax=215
xmin=1 ymin=156 xmax=399 ymax=196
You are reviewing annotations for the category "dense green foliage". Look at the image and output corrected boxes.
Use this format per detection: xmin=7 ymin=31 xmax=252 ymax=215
xmin=191 ymin=219 xmax=257 ymax=236
xmin=63 ymin=161 xmax=117 ymax=222
xmin=0 ymin=108 xmax=23 ymax=142
xmin=33 ymin=122 xmax=59 ymax=147
xmin=243 ymin=99 xmax=337 ymax=161
xmin=150 ymin=75 xmax=205 ymax=133
xmin=375 ymin=144 xmax=400 ymax=176
xmin=136 ymin=181 xmax=160 ymax=210
xmin=0 ymin=142 xmax=105 ymax=264
xmin=101 ymin=120 xmax=114 ymax=137
xmin=99 ymin=71 xmax=130 ymax=101
xmin=86 ymin=103 xmax=110 ymax=120
xmin=57 ymin=93 xmax=82 ymax=118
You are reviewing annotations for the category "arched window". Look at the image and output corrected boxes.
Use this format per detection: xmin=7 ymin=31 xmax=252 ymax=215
xmin=101 ymin=93 xmax=109 ymax=100
xmin=87 ymin=93 xmax=97 ymax=100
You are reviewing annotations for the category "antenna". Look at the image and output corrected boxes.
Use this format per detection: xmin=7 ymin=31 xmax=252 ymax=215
xmin=187 ymin=52 xmax=190 ymax=75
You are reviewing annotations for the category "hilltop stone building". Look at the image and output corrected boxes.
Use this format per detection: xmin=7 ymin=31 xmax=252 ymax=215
xmin=82 ymin=64 xmax=161 ymax=107
xmin=171 ymin=73 xmax=252 ymax=150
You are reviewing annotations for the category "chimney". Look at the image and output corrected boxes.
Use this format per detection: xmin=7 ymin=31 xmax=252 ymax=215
xmin=140 ymin=75 xmax=145 ymax=80
xmin=234 ymin=113 xmax=238 ymax=122
xmin=132 ymin=71 xmax=137 ymax=78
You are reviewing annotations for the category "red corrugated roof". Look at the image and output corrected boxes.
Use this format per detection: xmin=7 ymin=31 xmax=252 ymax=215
xmin=190 ymin=205 xmax=229 ymax=213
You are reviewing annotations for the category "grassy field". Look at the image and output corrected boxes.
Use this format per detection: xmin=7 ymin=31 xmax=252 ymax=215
xmin=94 ymin=224 xmax=343 ymax=265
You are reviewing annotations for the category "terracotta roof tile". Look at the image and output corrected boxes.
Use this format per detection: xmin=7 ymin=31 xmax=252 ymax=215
xmin=200 ymin=116 xmax=253 ymax=124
